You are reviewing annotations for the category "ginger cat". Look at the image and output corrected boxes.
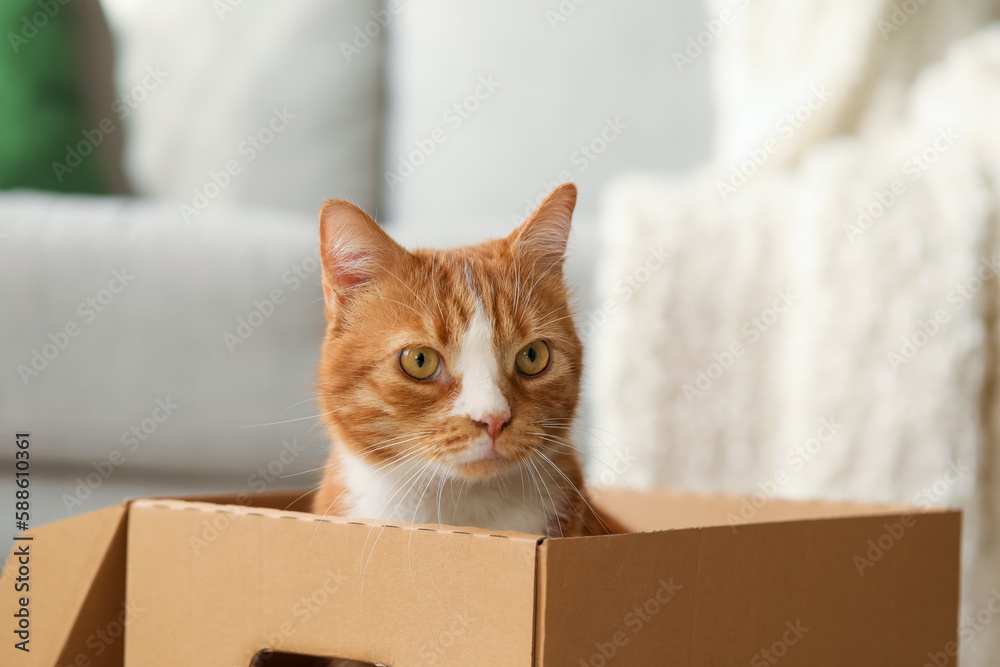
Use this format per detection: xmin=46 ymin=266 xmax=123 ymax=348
xmin=310 ymin=184 xmax=624 ymax=539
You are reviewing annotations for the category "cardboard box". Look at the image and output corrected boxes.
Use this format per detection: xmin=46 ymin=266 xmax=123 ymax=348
xmin=1 ymin=488 xmax=960 ymax=666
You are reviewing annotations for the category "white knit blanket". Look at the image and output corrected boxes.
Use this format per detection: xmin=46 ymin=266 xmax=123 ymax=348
xmin=589 ymin=3 xmax=1000 ymax=663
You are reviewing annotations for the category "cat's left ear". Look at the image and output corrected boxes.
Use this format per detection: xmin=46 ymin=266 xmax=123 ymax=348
xmin=509 ymin=183 xmax=576 ymax=270
xmin=318 ymin=199 xmax=410 ymax=315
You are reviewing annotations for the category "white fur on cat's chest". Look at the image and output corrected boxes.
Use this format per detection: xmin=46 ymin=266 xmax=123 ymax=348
xmin=339 ymin=451 xmax=555 ymax=536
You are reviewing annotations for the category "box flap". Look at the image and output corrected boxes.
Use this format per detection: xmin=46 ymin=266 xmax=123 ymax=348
xmin=0 ymin=503 xmax=128 ymax=667
xmin=125 ymin=498 xmax=541 ymax=666
xmin=535 ymin=510 xmax=961 ymax=666
xmin=591 ymin=487 xmax=913 ymax=531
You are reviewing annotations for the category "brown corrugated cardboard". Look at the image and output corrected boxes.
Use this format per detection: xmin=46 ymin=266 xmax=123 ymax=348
xmin=0 ymin=504 xmax=128 ymax=667
xmin=535 ymin=513 xmax=959 ymax=666
xmin=125 ymin=498 xmax=539 ymax=665
xmin=0 ymin=489 xmax=961 ymax=666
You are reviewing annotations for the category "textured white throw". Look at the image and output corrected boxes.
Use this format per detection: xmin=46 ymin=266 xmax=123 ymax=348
xmin=590 ymin=3 xmax=1000 ymax=663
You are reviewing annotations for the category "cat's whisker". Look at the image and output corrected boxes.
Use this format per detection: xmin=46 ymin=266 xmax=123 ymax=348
xmin=309 ymin=443 xmax=432 ymax=553
xmin=508 ymin=241 xmax=524 ymax=324
xmin=238 ymin=408 xmax=342 ymax=429
xmin=367 ymin=448 xmax=424 ymax=471
xmin=362 ymin=447 xmax=429 ymax=479
xmin=406 ymin=464 xmax=440 ymax=594
xmin=356 ymin=455 xmax=427 ymax=582
xmin=322 ymin=452 xmax=435 ymax=566
xmin=364 ymin=430 xmax=438 ymax=452
xmin=532 ymin=309 xmax=576 ymax=332
xmin=430 ymin=250 xmax=447 ymax=323
xmin=281 ymin=464 xmax=337 ymax=479
xmin=527 ymin=457 xmax=563 ymax=537
xmin=520 ymin=254 xmax=565 ymax=319
xmin=533 ymin=420 xmax=637 ymax=450
xmin=515 ymin=256 xmax=540 ymax=327
xmin=380 ymin=296 xmax=436 ymax=332
xmin=534 ymin=449 xmax=616 ymax=535
xmin=519 ymin=461 xmax=527 ymax=506
xmin=284 ymin=477 xmax=339 ymax=513
xmin=528 ymin=433 xmax=635 ymax=489
xmin=528 ymin=452 xmax=586 ymax=533
xmin=519 ymin=457 xmax=551 ymax=533
xmin=307 ymin=481 xmax=360 ymax=553
xmin=456 ymin=477 xmax=470 ymax=511
xmin=307 ymin=418 xmax=330 ymax=435
xmin=369 ymin=430 xmax=438 ymax=445
xmin=529 ymin=301 xmax=565 ymax=325
xmin=496 ymin=470 xmax=511 ymax=499
xmin=362 ymin=456 xmax=434 ymax=554
xmin=360 ymin=458 xmax=437 ymax=609
xmin=279 ymin=395 xmax=322 ymax=413
xmin=436 ymin=475 xmax=446 ymax=527
xmin=290 ymin=433 xmax=433 ymax=481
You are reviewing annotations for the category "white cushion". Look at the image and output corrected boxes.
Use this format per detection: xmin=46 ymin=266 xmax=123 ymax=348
xmin=99 ymin=0 xmax=385 ymax=214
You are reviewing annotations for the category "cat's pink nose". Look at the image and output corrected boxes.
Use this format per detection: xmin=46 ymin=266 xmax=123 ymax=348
xmin=474 ymin=414 xmax=510 ymax=443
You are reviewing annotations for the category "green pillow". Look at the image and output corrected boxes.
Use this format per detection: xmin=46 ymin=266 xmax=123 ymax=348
xmin=0 ymin=0 xmax=106 ymax=193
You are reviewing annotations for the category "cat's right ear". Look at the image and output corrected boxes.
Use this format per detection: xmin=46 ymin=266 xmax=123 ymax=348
xmin=318 ymin=200 xmax=408 ymax=317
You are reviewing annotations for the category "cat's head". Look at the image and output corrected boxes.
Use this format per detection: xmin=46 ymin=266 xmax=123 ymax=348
xmin=317 ymin=184 xmax=582 ymax=482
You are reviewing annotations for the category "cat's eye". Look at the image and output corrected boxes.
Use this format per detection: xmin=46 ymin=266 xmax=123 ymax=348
xmin=399 ymin=347 xmax=441 ymax=380
xmin=515 ymin=340 xmax=550 ymax=376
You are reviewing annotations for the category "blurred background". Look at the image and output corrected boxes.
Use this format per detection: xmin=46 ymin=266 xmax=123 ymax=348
xmin=1 ymin=0 xmax=1000 ymax=663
